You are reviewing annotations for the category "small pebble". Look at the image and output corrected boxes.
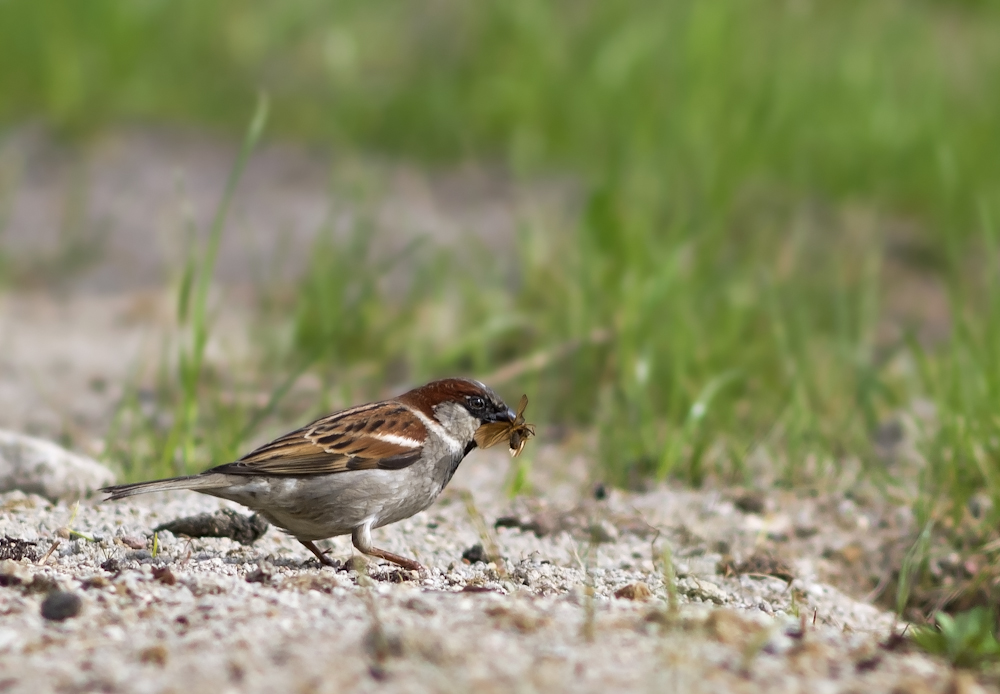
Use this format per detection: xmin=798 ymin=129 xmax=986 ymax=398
xmin=734 ymin=491 xmax=767 ymax=514
xmin=246 ymin=562 xmax=273 ymax=584
xmin=120 ymin=535 xmax=146 ymax=550
xmin=41 ymin=591 xmax=82 ymax=621
xmin=101 ymin=557 xmax=123 ymax=573
xmin=140 ymin=644 xmax=169 ymax=667
xmin=614 ymin=582 xmax=652 ymax=600
xmin=151 ymin=566 xmax=177 ymax=585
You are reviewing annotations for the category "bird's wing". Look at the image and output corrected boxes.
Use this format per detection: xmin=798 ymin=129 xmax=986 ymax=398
xmin=209 ymin=401 xmax=427 ymax=476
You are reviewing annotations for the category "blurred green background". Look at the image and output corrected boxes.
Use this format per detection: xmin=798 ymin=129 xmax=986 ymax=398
xmin=2 ymin=0 xmax=1000 ymax=522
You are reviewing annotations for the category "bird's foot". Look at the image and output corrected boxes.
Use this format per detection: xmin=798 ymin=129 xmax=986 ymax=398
xmin=364 ymin=548 xmax=427 ymax=580
xmin=299 ymin=539 xmax=341 ymax=569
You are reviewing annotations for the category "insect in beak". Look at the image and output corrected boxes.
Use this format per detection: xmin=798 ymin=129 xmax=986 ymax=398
xmin=473 ymin=394 xmax=535 ymax=457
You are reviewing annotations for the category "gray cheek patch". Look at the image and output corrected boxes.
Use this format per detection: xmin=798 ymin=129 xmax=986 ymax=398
xmin=432 ymin=401 xmax=482 ymax=445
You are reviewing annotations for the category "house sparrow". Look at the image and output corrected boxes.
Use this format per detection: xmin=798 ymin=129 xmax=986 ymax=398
xmin=101 ymin=378 xmax=519 ymax=574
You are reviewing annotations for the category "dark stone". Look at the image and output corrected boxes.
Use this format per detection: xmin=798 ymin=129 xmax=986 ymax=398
xmin=733 ymin=491 xmax=766 ymax=515
xmin=880 ymin=632 xmax=910 ymax=653
xmin=856 ymin=655 xmax=882 ymax=672
xmin=461 ymin=584 xmax=496 ymax=593
xmin=462 ymin=543 xmax=488 ymax=565
xmin=41 ymin=591 xmax=82 ymax=621
xmin=154 ymin=509 xmax=269 ymax=545
xmin=493 ymin=515 xmax=551 ymax=538
xmin=494 ymin=516 xmax=521 ymax=529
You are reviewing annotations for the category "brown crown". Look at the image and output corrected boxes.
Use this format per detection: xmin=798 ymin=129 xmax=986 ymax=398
xmin=397 ymin=378 xmax=505 ymax=418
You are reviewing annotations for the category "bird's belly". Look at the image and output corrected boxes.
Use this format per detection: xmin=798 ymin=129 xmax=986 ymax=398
xmin=207 ymin=457 xmax=456 ymax=541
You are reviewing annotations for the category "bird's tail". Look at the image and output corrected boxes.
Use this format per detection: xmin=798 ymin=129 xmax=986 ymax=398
xmin=101 ymin=474 xmax=228 ymax=501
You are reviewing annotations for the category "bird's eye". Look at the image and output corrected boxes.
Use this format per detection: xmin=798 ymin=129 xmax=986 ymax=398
xmin=467 ymin=396 xmax=486 ymax=411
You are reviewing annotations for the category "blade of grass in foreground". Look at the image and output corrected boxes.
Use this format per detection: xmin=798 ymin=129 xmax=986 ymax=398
xmin=160 ymin=93 xmax=270 ymax=475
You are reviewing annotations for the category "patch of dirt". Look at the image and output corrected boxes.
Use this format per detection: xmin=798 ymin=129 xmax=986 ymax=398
xmin=0 ymin=536 xmax=38 ymax=562
xmin=0 ymin=482 xmax=989 ymax=693
xmin=493 ymin=496 xmax=655 ymax=541
xmin=0 ymin=127 xmax=990 ymax=692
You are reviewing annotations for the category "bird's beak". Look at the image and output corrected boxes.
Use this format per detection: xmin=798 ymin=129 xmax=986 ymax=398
xmin=488 ymin=407 xmax=517 ymax=424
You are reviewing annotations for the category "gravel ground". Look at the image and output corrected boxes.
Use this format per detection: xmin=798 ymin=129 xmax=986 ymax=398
xmin=0 ymin=127 xmax=987 ymax=693
xmin=0 ymin=456 xmax=986 ymax=694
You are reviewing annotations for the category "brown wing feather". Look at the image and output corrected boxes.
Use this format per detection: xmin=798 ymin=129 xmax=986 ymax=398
xmin=209 ymin=401 xmax=425 ymax=477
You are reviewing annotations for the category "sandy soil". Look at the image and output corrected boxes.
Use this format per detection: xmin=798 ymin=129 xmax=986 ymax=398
xmin=0 ymin=127 xmax=986 ymax=693
xmin=0 ymin=467 xmax=977 ymax=694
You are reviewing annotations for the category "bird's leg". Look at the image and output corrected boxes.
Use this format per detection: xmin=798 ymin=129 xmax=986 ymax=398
xmin=299 ymin=539 xmax=339 ymax=568
xmin=352 ymin=524 xmax=425 ymax=575
xmin=363 ymin=547 xmax=424 ymax=573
